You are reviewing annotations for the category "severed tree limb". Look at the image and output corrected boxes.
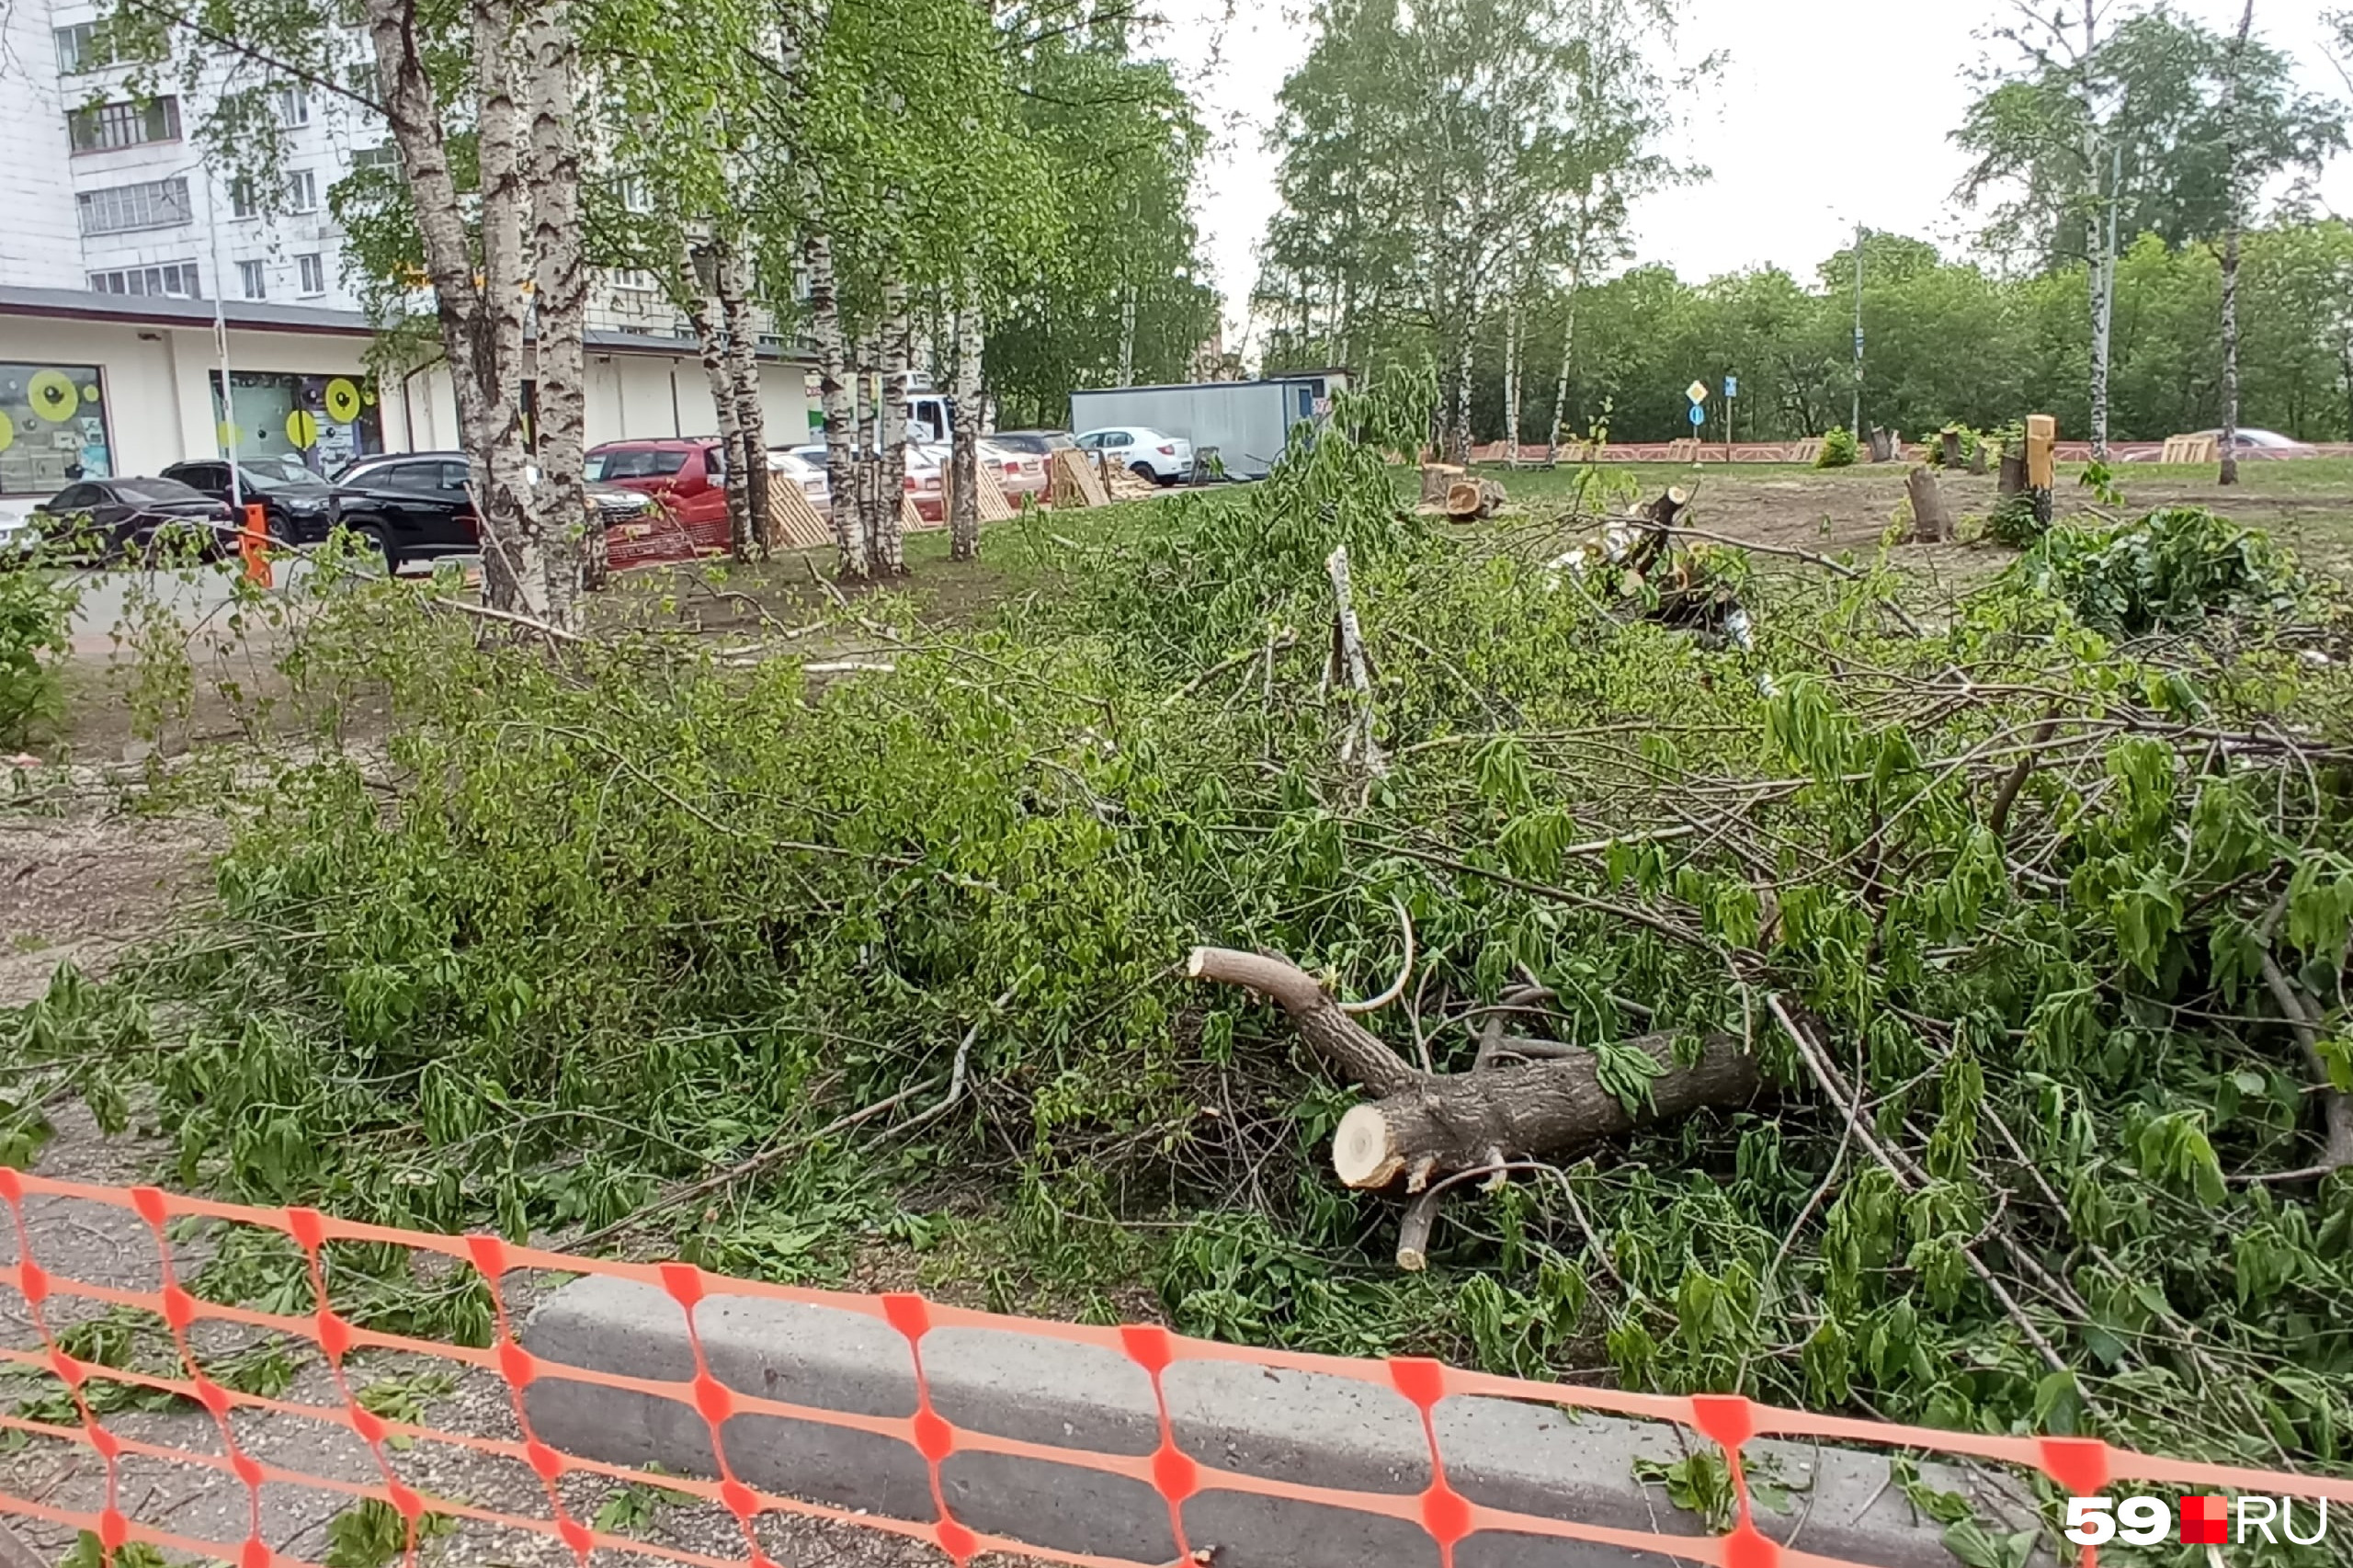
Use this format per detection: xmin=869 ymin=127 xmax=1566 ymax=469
xmin=1334 ymin=1031 xmax=1757 ymax=1190
xmin=1188 ymin=947 xmax=1421 ymax=1096
xmin=1325 ymin=545 xmax=1385 ymax=776
xmin=1191 ymin=945 xmax=1763 ymax=1195
xmin=2257 ymin=952 xmax=2353 ymax=1176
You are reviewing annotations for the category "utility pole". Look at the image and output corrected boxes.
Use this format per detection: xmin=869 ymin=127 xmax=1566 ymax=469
xmin=206 ymin=172 xmax=242 ymax=514
xmin=1850 ymin=222 xmax=1864 ymax=439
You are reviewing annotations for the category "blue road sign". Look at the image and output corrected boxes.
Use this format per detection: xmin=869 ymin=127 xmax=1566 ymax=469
xmin=1688 ymin=404 xmax=1706 ymax=427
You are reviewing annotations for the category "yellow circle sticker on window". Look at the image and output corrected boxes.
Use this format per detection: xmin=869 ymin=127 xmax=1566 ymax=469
xmin=324 ymin=378 xmax=362 ymax=423
xmin=0 ymin=411 xmax=14 ymax=454
xmin=286 ymin=410 xmax=319 ymax=449
xmin=27 ymin=370 xmax=78 ymax=422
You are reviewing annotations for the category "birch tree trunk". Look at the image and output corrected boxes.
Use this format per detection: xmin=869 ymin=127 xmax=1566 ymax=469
xmin=949 ymin=290 xmax=983 ymax=562
xmin=802 ymin=228 xmax=866 ymax=580
xmin=1502 ymin=295 xmax=1520 ymax=470
xmin=717 ymin=240 xmax=770 ymax=551
xmin=2217 ymin=0 xmax=2254 ymax=488
xmin=364 ymin=0 xmax=572 ymax=624
xmin=1449 ymin=298 xmax=1477 ymax=466
xmin=873 ymin=278 xmax=911 ymax=575
xmin=676 ymin=238 xmax=751 ymax=559
xmin=1545 ymin=254 xmax=1584 ymax=465
xmin=471 ymin=0 xmax=542 ymax=617
xmin=519 ymin=9 xmax=585 ymax=624
xmin=2086 ymin=131 xmax=2113 ymax=463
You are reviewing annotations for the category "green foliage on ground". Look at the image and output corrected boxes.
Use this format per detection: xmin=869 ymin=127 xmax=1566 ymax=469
xmin=2012 ymin=506 xmax=2314 ymax=636
xmin=0 ymin=567 xmax=78 ymax=750
xmin=7 ymin=372 xmax=2353 ymax=1522
xmin=1815 ymin=427 xmax=1858 ymax=468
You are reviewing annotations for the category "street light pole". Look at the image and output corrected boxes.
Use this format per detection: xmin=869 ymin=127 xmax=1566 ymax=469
xmin=206 ymin=172 xmax=242 ymax=514
xmin=1850 ymin=222 xmax=1864 ymax=440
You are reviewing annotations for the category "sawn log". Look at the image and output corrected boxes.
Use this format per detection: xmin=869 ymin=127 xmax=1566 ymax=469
xmin=1187 ymin=947 xmax=1762 ymax=1192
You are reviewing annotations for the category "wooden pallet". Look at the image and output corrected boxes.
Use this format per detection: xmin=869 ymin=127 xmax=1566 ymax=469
xmin=765 ymin=481 xmax=833 ymax=551
xmin=943 ymin=461 xmax=1017 ymax=525
xmin=1048 ymin=447 xmax=1109 ymax=509
xmin=2161 ymin=433 xmax=2219 ymax=464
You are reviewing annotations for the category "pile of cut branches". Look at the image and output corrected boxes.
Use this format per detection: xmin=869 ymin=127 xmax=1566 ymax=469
xmin=7 ymin=373 xmax=2352 ymax=1498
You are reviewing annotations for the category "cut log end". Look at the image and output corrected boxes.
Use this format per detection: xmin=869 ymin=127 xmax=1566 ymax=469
xmin=1334 ymin=1103 xmax=1403 ymax=1188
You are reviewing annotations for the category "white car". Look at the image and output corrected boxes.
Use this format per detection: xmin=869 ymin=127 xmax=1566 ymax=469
xmin=766 ymin=449 xmax=832 ymax=517
xmin=1074 ymin=426 xmax=1194 ymax=485
xmin=790 ymin=441 xmax=948 ymax=522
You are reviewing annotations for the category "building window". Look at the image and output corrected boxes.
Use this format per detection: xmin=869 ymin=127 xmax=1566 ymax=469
xmin=87 ymin=262 xmax=201 ymax=298
xmin=53 ymin=22 xmax=116 ymax=73
xmin=75 ymin=176 xmax=191 ymax=234
xmin=0 ymin=363 xmax=112 ymax=494
xmin=274 ymin=84 xmax=309 ymax=126
xmin=608 ymin=268 xmax=657 ymax=292
xmin=351 ymin=143 xmax=398 ymax=174
xmin=229 ymin=177 xmax=256 ymax=218
xmin=236 ymin=259 xmax=266 ymax=300
xmin=618 ymin=176 xmax=653 ymax=214
xmin=344 ymin=60 xmax=380 ymax=100
xmin=286 ymin=169 xmax=317 ymax=212
xmin=67 ymin=96 xmax=181 ymax=152
xmin=297 ymin=253 xmax=325 ymax=295
xmin=212 ymin=369 xmax=382 ymax=477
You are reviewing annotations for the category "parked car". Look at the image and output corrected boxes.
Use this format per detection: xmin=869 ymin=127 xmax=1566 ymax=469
xmin=978 ymin=439 xmax=1048 ymax=502
xmin=33 ymin=476 xmax=235 ymax=562
xmin=1074 ymin=426 xmax=1194 ymax=485
xmin=332 ymin=451 xmax=665 ymax=571
xmin=2194 ymin=427 xmax=2317 ymax=459
xmin=767 ymin=449 xmax=832 ymax=517
xmin=986 ymin=430 xmax=1075 ymax=457
xmin=158 ymin=459 xmax=340 ymax=543
xmin=583 ymin=438 xmax=737 ymax=554
xmin=788 ymin=442 xmax=948 ymax=523
xmin=2123 ymin=427 xmax=2322 ymax=462
xmin=0 ymin=506 xmax=38 ymax=564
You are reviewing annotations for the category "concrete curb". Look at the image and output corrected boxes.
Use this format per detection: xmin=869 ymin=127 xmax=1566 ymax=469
xmin=522 ymin=1275 xmax=1997 ymax=1568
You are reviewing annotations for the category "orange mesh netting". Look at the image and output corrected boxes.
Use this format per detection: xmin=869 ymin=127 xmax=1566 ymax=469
xmin=1 ymin=1166 xmax=2347 ymax=1568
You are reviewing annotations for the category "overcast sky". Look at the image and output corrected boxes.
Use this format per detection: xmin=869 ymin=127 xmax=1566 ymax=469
xmin=1148 ymin=0 xmax=2353 ymax=357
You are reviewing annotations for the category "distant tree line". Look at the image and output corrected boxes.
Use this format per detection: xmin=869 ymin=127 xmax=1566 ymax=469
xmin=1256 ymin=0 xmax=2349 ymax=452
xmin=1407 ymin=221 xmax=2353 ymax=447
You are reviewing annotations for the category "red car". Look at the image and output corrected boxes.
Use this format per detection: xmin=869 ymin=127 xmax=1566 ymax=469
xmin=585 ymin=439 xmax=735 ymax=554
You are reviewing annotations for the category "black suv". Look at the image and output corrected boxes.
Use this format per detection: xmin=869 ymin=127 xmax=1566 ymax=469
xmin=329 ymin=451 xmax=658 ymax=571
xmin=159 ymin=460 xmax=339 ymax=544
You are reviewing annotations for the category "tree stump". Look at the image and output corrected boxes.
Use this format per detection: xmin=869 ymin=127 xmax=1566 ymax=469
xmin=1904 ymin=464 xmax=1952 ymax=543
xmin=1939 ymin=430 xmax=1964 ymax=469
xmin=1868 ymin=427 xmax=1896 ymax=463
xmin=1445 ymin=479 xmax=1506 ymax=520
xmin=1420 ymin=462 xmax=1465 ymax=505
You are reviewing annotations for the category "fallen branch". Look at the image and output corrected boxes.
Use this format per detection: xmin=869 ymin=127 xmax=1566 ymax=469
xmin=1325 ymin=545 xmax=1384 ymax=775
xmin=1189 ymin=946 xmax=1761 ymax=1199
xmin=2257 ymin=952 xmax=2353 ymax=1176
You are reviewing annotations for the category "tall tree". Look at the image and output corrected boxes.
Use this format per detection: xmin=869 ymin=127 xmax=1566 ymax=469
xmin=2216 ymin=0 xmax=2256 ymax=486
xmin=1957 ymin=4 xmax=2343 ymax=455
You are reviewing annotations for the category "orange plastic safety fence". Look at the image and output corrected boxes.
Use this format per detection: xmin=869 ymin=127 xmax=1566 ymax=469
xmin=1 ymin=1166 xmax=2349 ymax=1568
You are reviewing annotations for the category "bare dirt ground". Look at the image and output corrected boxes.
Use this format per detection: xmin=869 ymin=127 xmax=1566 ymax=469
xmin=0 ymin=804 xmax=216 ymax=1010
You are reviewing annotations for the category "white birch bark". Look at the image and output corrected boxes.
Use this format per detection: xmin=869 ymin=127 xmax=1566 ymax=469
xmin=717 ymin=239 xmax=770 ymax=551
xmin=872 ymin=278 xmax=911 ymax=575
xmin=676 ymin=236 xmax=751 ymax=557
xmin=2217 ymin=0 xmax=2254 ymax=487
xmin=949 ymin=286 xmax=983 ymax=562
xmin=801 ymin=227 xmax=866 ymax=579
xmin=520 ymin=9 xmax=585 ymax=624
xmin=1502 ymin=294 xmax=1520 ymax=470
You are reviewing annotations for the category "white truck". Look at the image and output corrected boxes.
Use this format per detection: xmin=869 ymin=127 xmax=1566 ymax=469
xmin=1068 ymin=373 xmax=1346 ymax=481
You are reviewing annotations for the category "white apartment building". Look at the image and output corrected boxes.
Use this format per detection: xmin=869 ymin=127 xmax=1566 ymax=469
xmin=0 ymin=0 xmax=816 ymax=501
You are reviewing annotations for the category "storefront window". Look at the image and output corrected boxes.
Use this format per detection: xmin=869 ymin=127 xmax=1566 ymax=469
xmin=209 ymin=369 xmax=384 ymax=477
xmin=0 ymin=363 xmax=113 ymax=496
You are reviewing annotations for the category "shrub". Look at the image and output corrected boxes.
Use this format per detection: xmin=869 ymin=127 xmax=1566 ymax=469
xmin=1814 ymin=427 xmax=1857 ymax=469
xmin=0 ymin=564 xmax=78 ymax=750
xmin=1981 ymin=492 xmax=2047 ymax=549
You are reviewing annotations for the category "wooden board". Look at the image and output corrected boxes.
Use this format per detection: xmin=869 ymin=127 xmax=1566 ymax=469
xmin=766 ymin=482 xmax=833 ymax=551
xmin=1048 ymin=447 xmax=1110 ymax=509
xmin=2162 ymin=433 xmax=2219 ymax=464
xmin=2025 ymin=415 xmax=2057 ymax=489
